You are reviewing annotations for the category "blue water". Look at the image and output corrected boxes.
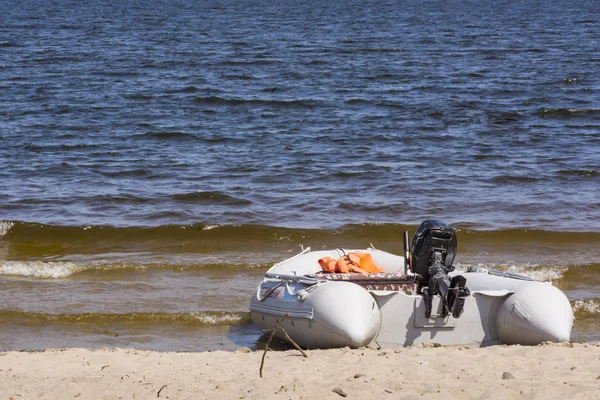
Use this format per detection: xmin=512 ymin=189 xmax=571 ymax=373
xmin=1 ymin=0 xmax=599 ymax=230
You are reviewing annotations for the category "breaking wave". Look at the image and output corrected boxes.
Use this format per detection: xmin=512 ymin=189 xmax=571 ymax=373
xmin=3 ymin=221 xmax=600 ymax=268
xmin=456 ymin=263 xmax=568 ymax=282
xmin=4 ymin=220 xmax=600 ymax=247
xmin=0 ymin=260 xmax=270 ymax=279
xmin=0 ymin=310 xmax=251 ymax=325
xmin=572 ymin=299 xmax=600 ymax=316
xmin=0 ymin=220 xmax=14 ymax=236
xmin=0 ymin=261 xmax=84 ymax=279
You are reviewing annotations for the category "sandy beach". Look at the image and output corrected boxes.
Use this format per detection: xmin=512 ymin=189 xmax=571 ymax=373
xmin=1 ymin=342 xmax=599 ymax=400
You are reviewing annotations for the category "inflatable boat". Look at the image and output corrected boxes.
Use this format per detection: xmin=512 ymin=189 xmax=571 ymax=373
xmin=249 ymin=220 xmax=573 ymax=348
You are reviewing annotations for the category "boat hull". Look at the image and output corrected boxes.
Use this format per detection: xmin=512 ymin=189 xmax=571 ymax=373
xmin=251 ymin=281 xmax=381 ymax=348
xmin=249 ymin=249 xmax=574 ymax=348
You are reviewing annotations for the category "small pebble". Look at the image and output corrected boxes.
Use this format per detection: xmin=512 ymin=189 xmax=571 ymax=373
xmin=236 ymin=347 xmax=251 ymax=353
xmin=354 ymin=373 xmax=365 ymax=379
xmin=502 ymin=372 xmax=516 ymax=380
xmin=333 ymin=388 xmax=347 ymax=397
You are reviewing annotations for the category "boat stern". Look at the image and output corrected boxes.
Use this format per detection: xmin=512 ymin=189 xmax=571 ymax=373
xmin=496 ymin=282 xmax=573 ymax=345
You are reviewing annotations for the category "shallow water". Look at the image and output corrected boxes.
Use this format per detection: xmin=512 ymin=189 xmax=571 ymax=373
xmin=1 ymin=0 xmax=599 ymax=350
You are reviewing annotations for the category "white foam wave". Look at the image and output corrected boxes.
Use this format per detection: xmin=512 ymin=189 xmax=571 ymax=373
xmin=0 ymin=221 xmax=14 ymax=237
xmin=0 ymin=261 xmax=83 ymax=279
xmin=504 ymin=264 xmax=568 ymax=281
xmin=193 ymin=313 xmax=244 ymax=324
xmin=457 ymin=263 xmax=568 ymax=282
xmin=572 ymin=299 xmax=600 ymax=315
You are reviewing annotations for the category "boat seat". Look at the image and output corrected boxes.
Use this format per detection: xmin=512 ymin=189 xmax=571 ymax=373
xmin=305 ymin=272 xmax=417 ymax=294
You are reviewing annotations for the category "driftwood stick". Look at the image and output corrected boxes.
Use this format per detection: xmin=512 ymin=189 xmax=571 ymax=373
xmin=260 ymin=315 xmax=288 ymax=377
xmin=259 ymin=324 xmax=278 ymax=378
xmin=260 ymin=313 xmax=310 ymax=377
xmin=157 ymin=384 xmax=167 ymax=397
xmin=279 ymin=327 xmax=308 ymax=358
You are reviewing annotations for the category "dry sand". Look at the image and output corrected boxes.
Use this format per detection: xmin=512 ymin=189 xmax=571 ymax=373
xmin=1 ymin=342 xmax=599 ymax=399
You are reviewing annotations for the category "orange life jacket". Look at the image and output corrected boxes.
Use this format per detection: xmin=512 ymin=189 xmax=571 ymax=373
xmin=318 ymin=256 xmax=338 ymax=273
xmin=336 ymin=252 xmax=367 ymax=273
xmin=356 ymin=253 xmax=384 ymax=274
xmin=318 ymin=252 xmax=384 ymax=274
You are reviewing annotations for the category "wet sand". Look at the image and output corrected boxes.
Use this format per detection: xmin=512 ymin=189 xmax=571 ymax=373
xmin=1 ymin=342 xmax=599 ymax=399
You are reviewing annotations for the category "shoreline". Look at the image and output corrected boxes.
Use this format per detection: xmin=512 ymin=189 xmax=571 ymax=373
xmin=2 ymin=342 xmax=599 ymax=399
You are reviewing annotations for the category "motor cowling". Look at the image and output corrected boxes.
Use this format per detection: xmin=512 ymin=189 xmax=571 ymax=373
xmin=410 ymin=219 xmax=456 ymax=278
xmin=409 ymin=220 xmax=468 ymax=319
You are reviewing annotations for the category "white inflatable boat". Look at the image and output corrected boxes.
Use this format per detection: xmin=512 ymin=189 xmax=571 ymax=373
xmin=250 ymin=220 xmax=573 ymax=348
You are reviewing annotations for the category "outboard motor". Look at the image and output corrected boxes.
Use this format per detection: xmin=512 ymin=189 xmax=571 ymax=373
xmin=409 ymin=220 xmax=470 ymax=319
